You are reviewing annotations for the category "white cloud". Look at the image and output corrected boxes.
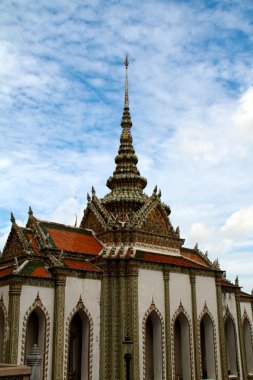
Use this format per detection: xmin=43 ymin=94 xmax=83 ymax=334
xmin=51 ymin=197 xmax=83 ymax=226
xmin=232 ymin=87 xmax=253 ymax=143
xmin=221 ymin=205 xmax=253 ymax=239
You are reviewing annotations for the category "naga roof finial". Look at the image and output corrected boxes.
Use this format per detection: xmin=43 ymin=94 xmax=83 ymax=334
xmin=10 ymin=212 xmax=15 ymax=224
xmin=124 ymin=55 xmax=129 ymax=108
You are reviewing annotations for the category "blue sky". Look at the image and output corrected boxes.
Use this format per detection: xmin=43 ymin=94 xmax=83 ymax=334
xmin=0 ymin=0 xmax=253 ymax=292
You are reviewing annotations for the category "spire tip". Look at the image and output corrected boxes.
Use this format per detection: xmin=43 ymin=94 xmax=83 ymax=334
xmin=124 ymin=55 xmax=129 ymax=68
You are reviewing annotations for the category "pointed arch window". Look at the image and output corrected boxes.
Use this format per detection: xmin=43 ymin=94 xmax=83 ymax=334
xmin=145 ymin=310 xmax=163 ymax=380
xmin=67 ymin=310 xmax=90 ymax=380
xmin=174 ymin=313 xmax=191 ymax=380
xmin=200 ymin=314 xmax=216 ymax=379
xmin=224 ymin=316 xmax=238 ymax=378
xmin=25 ymin=307 xmax=46 ymax=380
xmin=243 ymin=317 xmax=253 ymax=376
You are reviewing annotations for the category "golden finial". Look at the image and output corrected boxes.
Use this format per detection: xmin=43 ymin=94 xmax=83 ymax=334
xmin=124 ymin=55 xmax=129 ymax=108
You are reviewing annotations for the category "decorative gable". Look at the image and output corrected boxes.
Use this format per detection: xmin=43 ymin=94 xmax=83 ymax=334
xmin=141 ymin=206 xmax=173 ymax=236
xmin=81 ymin=207 xmax=107 ymax=235
xmin=2 ymin=228 xmax=27 ymax=260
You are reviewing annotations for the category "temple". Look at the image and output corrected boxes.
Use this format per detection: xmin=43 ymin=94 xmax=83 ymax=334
xmin=0 ymin=58 xmax=252 ymax=380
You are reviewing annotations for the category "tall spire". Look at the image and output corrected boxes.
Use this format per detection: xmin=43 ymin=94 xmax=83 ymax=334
xmin=124 ymin=55 xmax=129 ymax=108
xmin=103 ymin=56 xmax=147 ymax=214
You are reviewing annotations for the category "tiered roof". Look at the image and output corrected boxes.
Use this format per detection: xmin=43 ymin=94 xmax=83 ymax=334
xmin=0 ymin=209 xmax=102 ymax=281
xmin=80 ymin=57 xmax=183 ymax=250
xmin=103 ymin=56 xmax=147 ymax=211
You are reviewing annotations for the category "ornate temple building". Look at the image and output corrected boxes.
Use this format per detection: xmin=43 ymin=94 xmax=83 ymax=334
xmin=0 ymin=58 xmax=252 ymax=380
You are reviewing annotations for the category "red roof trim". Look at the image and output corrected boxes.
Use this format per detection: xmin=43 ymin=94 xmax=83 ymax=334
xmin=64 ymin=259 xmax=100 ymax=272
xmin=142 ymin=252 xmax=206 ymax=269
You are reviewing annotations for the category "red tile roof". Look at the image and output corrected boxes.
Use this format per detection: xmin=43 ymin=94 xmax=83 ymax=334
xmin=220 ymin=278 xmax=236 ymax=287
xmin=141 ymin=252 xmax=207 ymax=269
xmin=64 ymin=259 xmax=100 ymax=272
xmin=27 ymin=233 xmax=41 ymax=256
xmin=181 ymin=251 xmax=208 ymax=266
xmin=46 ymin=227 xmax=103 ymax=255
xmin=31 ymin=266 xmax=51 ymax=278
xmin=0 ymin=266 xmax=13 ymax=276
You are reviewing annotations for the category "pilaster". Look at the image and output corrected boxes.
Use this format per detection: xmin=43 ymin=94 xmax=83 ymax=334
xmin=6 ymin=281 xmax=22 ymax=364
xmin=128 ymin=261 xmax=139 ymax=380
xmin=216 ymin=276 xmax=228 ymax=380
xmin=190 ymin=272 xmax=201 ymax=380
xmin=163 ymin=270 xmax=172 ymax=379
xmin=51 ymin=271 xmax=66 ymax=380
xmin=119 ymin=266 xmax=127 ymax=380
xmin=99 ymin=259 xmax=139 ymax=380
xmin=99 ymin=272 xmax=110 ymax=380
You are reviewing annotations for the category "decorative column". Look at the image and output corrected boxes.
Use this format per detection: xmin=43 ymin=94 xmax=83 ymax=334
xmin=6 ymin=281 xmax=22 ymax=364
xmin=51 ymin=271 xmax=66 ymax=380
xmin=119 ymin=263 xmax=127 ymax=380
xmin=99 ymin=271 xmax=110 ymax=379
xmin=99 ymin=259 xmax=139 ymax=380
xmin=190 ymin=272 xmax=201 ymax=380
xmin=128 ymin=261 xmax=139 ymax=380
xmin=235 ymin=286 xmax=248 ymax=379
xmin=215 ymin=275 xmax=228 ymax=380
xmin=163 ymin=270 xmax=172 ymax=379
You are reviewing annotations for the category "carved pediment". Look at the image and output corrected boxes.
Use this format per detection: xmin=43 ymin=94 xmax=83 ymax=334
xmin=2 ymin=227 xmax=28 ymax=259
xmin=141 ymin=205 xmax=175 ymax=236
xmin=81 ymin=207 xmax=107 ymax=235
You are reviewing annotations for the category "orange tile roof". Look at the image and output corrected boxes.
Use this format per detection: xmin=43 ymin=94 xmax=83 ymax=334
xmin=46 ymin=227 xmax=103 ymax=255
xmin=31 ymin=266 xmax=51 ymax=278
xmin=64 ymin=259 xmax=100 ymax=272
xmin=0 ymin=266 xmax=13 ymax=277
xmin=220 ymin=278 xmax=236 ymax=287
xmin=181 ymin=251 xmax=208 ymax=266
xmin=27 ymin=233 xmax=41 ymax=256
xmin=141 ymin=252 xmax=207 ymax=269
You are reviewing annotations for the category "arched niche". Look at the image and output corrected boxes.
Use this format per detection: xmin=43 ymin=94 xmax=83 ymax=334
xmin=242 ymin=315 xmax=253 ymax=376
xmin=200 ymin=313 xmax=216 ymax=379
xmin=145 ymin=311 xmax=163 ymax=379
xmin=224 ymin=313 xmax=239 ymax=378
xmin=65 ymin=298 xmax=93 ymax=380
xmin=25 ymin=307 xmax=46 ymax=380
xmin=142 ymin=301 xmax=165 ymax=380
xmin=173 ymin=312 xmax=191 ymax=380
xmin=21 ymin=295 xmax=50 ymax=380
xmin=67 ymin=310 xmax=90 ymax=380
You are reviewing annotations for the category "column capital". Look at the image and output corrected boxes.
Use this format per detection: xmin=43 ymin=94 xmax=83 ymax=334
xmin=190 ymin=272 xmax=196 ymax=284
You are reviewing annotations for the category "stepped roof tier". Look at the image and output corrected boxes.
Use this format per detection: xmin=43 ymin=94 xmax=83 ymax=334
xmin=80 ymin=57 xmax=183 ymax=250
xmin=103 ymin=56 xmax=147 ymax=210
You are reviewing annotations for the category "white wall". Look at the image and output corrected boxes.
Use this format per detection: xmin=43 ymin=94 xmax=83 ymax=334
xmin=170 ymin=272 xmax=191 ymax=317
xmin=240 ymin=301 xmax=253 ymax=323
